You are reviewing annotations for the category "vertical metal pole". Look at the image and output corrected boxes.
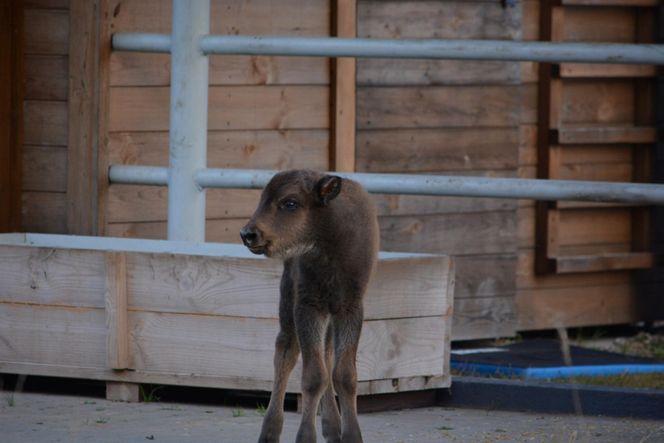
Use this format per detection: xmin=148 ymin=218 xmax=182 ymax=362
xmin=168 ymin=0 xmax=209 ymax=241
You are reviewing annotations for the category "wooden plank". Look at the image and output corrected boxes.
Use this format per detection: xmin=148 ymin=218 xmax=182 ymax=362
xmin=129 ymin=312 xmax=447 ymax=388
xmin=558 ymin=162 xmax=633 ymax=182
xmin=25 ymin=0 xmax=69 ymax=7
xmin=358 ymin=60 xmax=522 ymax=86
xmin=379 ymin=211 xmax=517 ymax=256
xmin=561 ymin=80 xmax=634 ymax=124
xmin=561 ymin=0 xmax=659 ymax=6
xmin=67 ymin=0 xmax=99 ymax=236
xmin=330 ymin=0 xmax=356 ymax=172
xmin=358 ymin=0 xmax=522 ymax=40
xmin=108 ymin=86 xmax=329 ymax=132
xmin=0 ymin=0 xmax=23 ymax=232
xmin=111 ymin=53 xmax=330 ymax=87
xmin=105 ymin=218 xmax=247 ymax=243
xmin=24 ymin=55 xmax=68 ymax=100
xmin=105 ymin=252 xmax=129 ymax=370
xmin=555 ymin=252 xmax=654 ymax=273
xmin=517 ymin=248 xmax=631 ymax=290
xmin=96 ymin=0 xmax=113 ymax=236
xmin=558 ymin=63 xmax=656 ymax=79
xmin=453 ymin=254 xmax=516 ymax=299
xmin=373 ymin=193 xmax=516 ymax=217
xmin=561 ymin=6 xmax=636 ymax=42
xmin=0 ymin=303 xmax=107 ymax=368
xmin=452 ymin=297 xmax=516 ymax=341
xmin=357 ymin=85 xmax=536 ymax=129
xmin=21 ymin=191 xmax=67 ymax=233
xmin=123 ymin=253 xmax=452 ymax=321
xmin=516 ymin=284 xmax=641 ymax=331
xmin=24 ymin=8 xmax=68 ymax=55
xmin=108 ymin=130 xmax=328 ymax=170
xmin=23 ymin=100 xmax=68 ymax=146
xmin=554 ymin=125 xmax=656 ymax=144
xmin=356 ymin=128 xmax=519 ymax=173
xmin=0 ymin=245 xmax=106 ymax=307
xmin=21 ymin=145 xmax=67 ymax=192
xmin=558 ymin=208 xmax=632 ymax=247
xmin=109 ymin=0 xmax=330 ymax=36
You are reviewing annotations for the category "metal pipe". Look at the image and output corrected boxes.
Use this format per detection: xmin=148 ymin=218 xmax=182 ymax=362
xmin=167 ymin=0 xmax=210 ymax=242
xmin=108 ymin=165 xmax=168 ymax=186
xmin=112 ymin=32 xmax=664 ymax=65
xmin=108 ymin=165 xmax=664 ymax=205
xmin=112 ymin=32 xmax=171 ymax=53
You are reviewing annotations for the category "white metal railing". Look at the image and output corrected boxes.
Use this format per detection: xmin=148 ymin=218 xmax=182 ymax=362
xmin=109 ymin=1 xmax=664 ymax=242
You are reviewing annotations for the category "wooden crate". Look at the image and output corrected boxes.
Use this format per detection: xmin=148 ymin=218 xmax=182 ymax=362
xmin=0 ymin=233 xmax=454 ymax=399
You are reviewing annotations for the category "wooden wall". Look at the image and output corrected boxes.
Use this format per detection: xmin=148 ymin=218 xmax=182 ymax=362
xmin=13 ymin=0 xmax=664 ymax=340
xmin=356 ymin=0 xmax=537 ymax=339
xmin=20 ymin=0 xmax=69 ymax=233
xmin=103 ymin=0 xmax=331 ymax=240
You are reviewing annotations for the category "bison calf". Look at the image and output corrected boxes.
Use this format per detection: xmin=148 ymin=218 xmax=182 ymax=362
xmin=240 ymin=170 xmax=379 ymax=443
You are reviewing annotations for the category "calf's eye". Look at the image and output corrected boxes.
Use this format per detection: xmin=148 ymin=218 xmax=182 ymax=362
xmin=280 ymin=199 xmax=299 ymax=211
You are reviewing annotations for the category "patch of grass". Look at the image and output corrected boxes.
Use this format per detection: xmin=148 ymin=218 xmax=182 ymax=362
xmin=6 ymin=394 xmax=15 ymax=407
xmin=140 ymin=385 xmax=162 ymax=403
xmin=232 ymin=408 xmax=245 ymax=418
xmin=256 ymin=403 xmax=267 ymax=416
xmin=553 ymin=372 xmax=664 ymax=390
xmin=95 ymin=418 xmax=107 ymax=424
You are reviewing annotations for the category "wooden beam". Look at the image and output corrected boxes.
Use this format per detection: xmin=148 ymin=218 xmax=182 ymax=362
xmin=0 ymin=0 xmax=23 ymax=232
xmin=330 ymin=0 xmax=356 ymax=172
xmin=105 ymin=252 xmax=129 ymax=370
xmin=67 ymin=0 xmax=99 ymax=235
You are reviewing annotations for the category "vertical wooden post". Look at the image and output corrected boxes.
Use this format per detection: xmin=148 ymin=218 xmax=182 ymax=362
xmin=0 ymin=0 xmax=23 ymax=233
xmin=67 ymin=0 xmax=100 ymax=235
xmin=96 ymin=0 xmax=112 ymax=236
xmin=330 ymin=0 xmax=356 ymax=172
xmin=104 ymin=251 xmax=138 ymax=401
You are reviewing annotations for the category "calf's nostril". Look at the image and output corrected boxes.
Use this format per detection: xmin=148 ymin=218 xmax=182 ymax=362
xmin=240 ymin=227 xmax=258 ymax=246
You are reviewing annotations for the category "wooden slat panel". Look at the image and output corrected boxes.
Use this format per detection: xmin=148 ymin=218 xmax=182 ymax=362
xmin=67 ymin=0 xmax=99 ymax=235
xmin=0 ymin=245 xmax=105 ymax=307
xmin=373 ymin=193 xmax=516 ymax=217
xmin=562 ymin=7 xmax=636 ymax=42
xmin=358 ymin=61 xmax=521 ymax=86
xmin=454 ymin=254 xmax=516 ymax=299
xmin=24 ymin=55 xmax=68 ymax=100
xmin=106 ymin=186 xmax=261 ymax=223
xmin=559 ymin=63 xmax=656 ymax=79
xmin=25 ymin=0 xmax=69 ymax=8
xmin=517 ymin=248 xmax=630 ymax=290
xmin=108 ymin=130 xmax=328 ymax=170
xmin=23 ymin=100 xmax=68 ymax=146
xmin=561 ymin=0 xmax=659 ymax=7
xmin=555 ymin=125 xmax=656 ymax=144
xmin=21 ymin=191 xmax=67 ymax=233
xmin=129 ymin=312 xmax=447 ymax=385
xmin=379 ymin=211 xmax=517 ymax=256
xmin=106 ymin=218 xmax=247 ymax=242
xmin=105 ymin=252 xmax=129 ymax=369
xmin=356 ymin=128 xmax=519 ymax=173
xmin=357 ymin=85 xmax=536 ymax=129
xmin=558 ymin=208 xmax=632 ymax=246
xmin=0 ymin=303 xmax=106 ymax=368
xmin=21 ymin=145 xmax=67 ymax=192
xmin=125 ymin=253 xmax=452 ymax=321
xmin=111 ymin=53 xmax=329 ymax=87
xmin=561 ymin=80 xmax=634 ymax=125
xmin=110 ymin=0 xmax=329 ymax=35
xmin=23 ymin=8 xmax=68 ymax=55
xmin=555 ymin=252 xmax=654 ymax=273
xmin=516 ymin=284 xmax=641 ymax=331
xmin=358 ymin=0 xmax=522 ymax=40
xmin=109 ymin=86 xmax=329 ymax=132
xmin=452 ymin=297 xmax=516 ymax=340
xmin=558 ymin=162 xmax=633 ymax=182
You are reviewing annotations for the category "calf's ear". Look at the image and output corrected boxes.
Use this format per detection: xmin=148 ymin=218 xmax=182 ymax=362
xmin=315 ymin=175 xmax=342 ymax=206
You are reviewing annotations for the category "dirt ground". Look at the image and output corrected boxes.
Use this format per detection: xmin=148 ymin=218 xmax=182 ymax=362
xmin=2 ymin=390 xmax=663 ymax=443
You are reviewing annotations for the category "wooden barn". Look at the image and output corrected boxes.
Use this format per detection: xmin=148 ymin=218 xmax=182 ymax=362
xmin=1 ymin=0 xmax=663 ymax=354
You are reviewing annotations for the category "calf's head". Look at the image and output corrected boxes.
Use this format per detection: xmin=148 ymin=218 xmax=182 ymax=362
xmin=240 ymin=170 xmax=342 ymax=259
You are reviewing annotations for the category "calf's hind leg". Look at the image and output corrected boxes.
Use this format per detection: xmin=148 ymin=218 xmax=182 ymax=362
xmin=333 ymin=308 xmax=364 ymax=443
xmin=320 ymin=323 xmax=342 ymax=443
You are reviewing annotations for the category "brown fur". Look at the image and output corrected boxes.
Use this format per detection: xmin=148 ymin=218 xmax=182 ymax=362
xmin=241 ymin=170 xmax=379 ymax=443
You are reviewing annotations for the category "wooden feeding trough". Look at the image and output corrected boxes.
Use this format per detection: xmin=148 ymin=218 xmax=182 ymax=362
xmin=0 ymin=233 xmax=454 ymax=401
